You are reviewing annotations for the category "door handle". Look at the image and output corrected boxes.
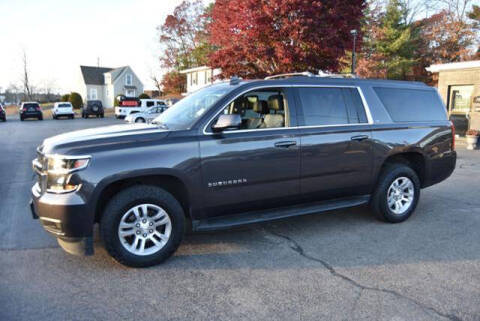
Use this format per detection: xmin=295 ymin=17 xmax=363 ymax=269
xmin=350 ymin=135 xmax=369 ymax=141
xmin=274 ymin=141 xmax=297 ymax=148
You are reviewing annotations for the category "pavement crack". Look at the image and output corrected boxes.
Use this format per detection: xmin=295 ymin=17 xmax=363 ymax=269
xmin=264 ymin=228 xmax=462 ymax=321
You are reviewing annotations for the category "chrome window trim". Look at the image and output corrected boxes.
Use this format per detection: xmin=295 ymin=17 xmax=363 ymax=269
xmin=202 ymin=84 xmax=374 ymax=135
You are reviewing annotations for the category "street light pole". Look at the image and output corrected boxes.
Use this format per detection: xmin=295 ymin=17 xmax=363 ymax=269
xmin=350 ymin=29 xmax=358 ymax=75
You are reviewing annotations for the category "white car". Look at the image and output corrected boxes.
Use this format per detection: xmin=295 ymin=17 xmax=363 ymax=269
xmin=115 ymin=98 xmax=167 ymax=119
xmin=124 ymin=105 xmax=168 ymax=123
xmin=52 ymin=102 xmax=75 ymax=119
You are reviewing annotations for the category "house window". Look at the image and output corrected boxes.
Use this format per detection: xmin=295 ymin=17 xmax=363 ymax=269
xmin=126 ymin=74 xmax=133 ymax=86
xmin=126 ymin=89 xmax=136 ymax=97
xmin=448 ymin=85 xmax=474 ymax=114
xmin=89 ymin=88 xmax=97 ymax=100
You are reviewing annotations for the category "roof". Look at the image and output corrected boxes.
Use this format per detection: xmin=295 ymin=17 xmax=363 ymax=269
xmin=225 ymin=76 xmax=429 ymax=89
xmin=80 ymin=66 xmax=113 ymax=85
xmin=426 ymin=60 xmax=480 ymax=73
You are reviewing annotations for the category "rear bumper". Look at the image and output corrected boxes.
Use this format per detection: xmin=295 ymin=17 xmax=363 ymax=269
xmin=424 ymin=151 xmax=456 ymax=188
xmin=20 ymin=111 xmax=42 ymax=118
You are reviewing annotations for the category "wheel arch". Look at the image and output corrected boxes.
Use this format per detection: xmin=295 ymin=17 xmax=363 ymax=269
xmin=92 ymin=170 xmax=192 ymax=224
xmin=376 ymin=150 xmax=428 ymax=188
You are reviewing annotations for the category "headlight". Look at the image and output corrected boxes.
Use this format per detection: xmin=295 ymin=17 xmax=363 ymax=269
xmin=46 ymin=155 xmax=90 ymax=193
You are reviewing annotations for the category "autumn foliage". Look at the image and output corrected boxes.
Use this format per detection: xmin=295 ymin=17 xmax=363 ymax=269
xmin=161 ymin=71 xmax=186 ymax=95
xmin=208 ymin=0 xmax=366 ymax=79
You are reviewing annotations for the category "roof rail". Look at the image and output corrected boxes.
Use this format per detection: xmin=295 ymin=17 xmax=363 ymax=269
xmin=265 ymin=72 xmax=314 ymax=80
xmin=265 ymin=71 xmax=357 ymax=80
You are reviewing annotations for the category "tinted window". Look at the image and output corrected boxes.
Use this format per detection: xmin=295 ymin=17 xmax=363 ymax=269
xmin=58 ymin=103 xmax=71 ymax=108
xmin=23 ymin=103 xmax=39 ymax=108
xmin=374 ymin=87 xmax=446 ymax=122
xmin=146 ymin=101 xmax=155 ymax=107
xmin=298 ymin=88 xmax=349 ymax=126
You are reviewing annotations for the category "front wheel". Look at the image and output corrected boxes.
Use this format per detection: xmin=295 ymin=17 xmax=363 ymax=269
xmin=371 ymin=163 xmax=420 ymax=223
xmin=135 ymin=117 xmax=146 ymax=123
xmin=100 ymin=185 xmax=185 ymax=267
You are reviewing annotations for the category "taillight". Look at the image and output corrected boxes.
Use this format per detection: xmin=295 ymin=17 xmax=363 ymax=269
xmin=450 ymin=121 xmax=455 ymax=151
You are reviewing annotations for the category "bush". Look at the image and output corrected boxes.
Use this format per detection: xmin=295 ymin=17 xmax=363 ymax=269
xmin=69 ymin=92 xmax=83 ymax=109
xmin=138 ymin=93 xmax=150 ymax=99
xmin=61 ymin=94 xmax=70 ymax=102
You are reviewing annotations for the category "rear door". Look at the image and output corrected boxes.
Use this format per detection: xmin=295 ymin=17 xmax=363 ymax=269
xmin=199 ymin=87 xmax=301 ymax=218
xmin=294 ymin=86 xmax=374 ymax=201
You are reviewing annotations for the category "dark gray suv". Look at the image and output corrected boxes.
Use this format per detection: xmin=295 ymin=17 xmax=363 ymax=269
xmin=31 ymin=75 xmax=456 ymax=267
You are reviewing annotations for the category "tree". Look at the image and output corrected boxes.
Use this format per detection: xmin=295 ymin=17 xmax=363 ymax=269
xmin=22 ymin=50 xmax=33 ymax=100
xmin=61 ymin=94 xmax=70 ymax=102
xmin=161 ymin=71 xmax=186 ymax=95
xmin=357 ymin=0 xmax=417 ymax=80
xmin=207 ymin=0 xmax=366 ymax=79
xmin=69 ymin=92 xmax=83 ymax=109
xmin=138 ymin=93 xmax=150 ymax=99
xmin=158 ymin=0 xmax=213 ymax=70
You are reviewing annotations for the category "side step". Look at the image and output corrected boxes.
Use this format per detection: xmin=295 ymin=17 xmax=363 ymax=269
xmin=192 ymin=195 xmax=370 ymax=232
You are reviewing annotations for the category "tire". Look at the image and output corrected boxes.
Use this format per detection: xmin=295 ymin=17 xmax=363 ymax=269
xmin=70 ymin=115 xmax=74 ymax=119
xmin=135 ymin=117 xmax=146 ymax=123
xmin=101 ymin=113 xmax=104 ymax=118
xmin=38 ymin=115 xmax=43 ymax=120
xmin=20 ymin=116 xmax=24 ymax=121
xmin=371 ymin=163 xmax=420 ymax=223
xmin=100 ymin=185 xmax=185 ymax=267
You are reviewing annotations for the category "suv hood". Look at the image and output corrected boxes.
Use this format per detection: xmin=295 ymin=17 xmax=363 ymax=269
xmin=41 ymin=123 xmax=169 ymax=155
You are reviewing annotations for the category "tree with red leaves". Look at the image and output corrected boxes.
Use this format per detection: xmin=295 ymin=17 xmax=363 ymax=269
xmin=208 ymin=0 xmax=366 ymax=79
xmin=161 ymin=71 xmax=186 ymax=95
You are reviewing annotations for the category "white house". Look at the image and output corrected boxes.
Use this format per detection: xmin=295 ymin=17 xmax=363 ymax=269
xmin=180 ymin=66 xmax=221 ymax=94
xmin=78 ymin=65 xmax=144 ymax=107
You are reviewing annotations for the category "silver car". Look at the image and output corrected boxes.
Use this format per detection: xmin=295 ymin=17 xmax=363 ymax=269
xmin=124 ymin=106 xmax=168 ymax=123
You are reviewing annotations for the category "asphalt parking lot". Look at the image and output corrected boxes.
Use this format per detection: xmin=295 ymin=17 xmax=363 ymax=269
xmin=0 ymin=114 xmax=479 ymax=321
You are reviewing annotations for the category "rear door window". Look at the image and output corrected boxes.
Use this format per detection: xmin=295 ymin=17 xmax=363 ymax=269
xmin=374 ymin=87 xmax=446 ymax=122
xmin=146 ymin=101 xmax=155 ymax=107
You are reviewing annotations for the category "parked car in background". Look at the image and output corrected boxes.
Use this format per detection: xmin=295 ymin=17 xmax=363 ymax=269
xmin=20 ymin=102 xmax=43 ymax=121
xmin=165 ymin=98 xmax=180 ymax=107
xmin=0 ymin=103 xmax=6 ymax=122
xmin=82 ymin=100 xmax=104 ymax=118
xmin=124 ymin=105 xmax=168 ymax=123
xmin=52 ymin=102 xmax=75 ymax=119
xmin=31 ymin=75 xmax=456 ymax=267
xmin=115 ymin=96 xmax=167 ymax=119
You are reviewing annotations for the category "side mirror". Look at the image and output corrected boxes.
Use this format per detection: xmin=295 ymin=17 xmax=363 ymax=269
xmin=212 ymin=114 xmax=242 ymax=132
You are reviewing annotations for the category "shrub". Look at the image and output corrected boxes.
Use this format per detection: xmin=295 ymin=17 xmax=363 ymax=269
xmin=138 ymin=93 xmax=150 ymax=99
xmin=61 ymin=94 xmax=70 ymax=102
xmin=69 ymin=92 xmax=83 ymax=109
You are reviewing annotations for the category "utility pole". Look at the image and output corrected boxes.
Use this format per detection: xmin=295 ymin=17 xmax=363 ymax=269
xmin=350 ymin=29 xmax=358 ymax=75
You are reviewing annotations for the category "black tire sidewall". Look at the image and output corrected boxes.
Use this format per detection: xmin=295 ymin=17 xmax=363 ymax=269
xmin=100 ymin=185 xmax=185 ymax=267
xmin=372 ymin=164 xmax=420 ymax=223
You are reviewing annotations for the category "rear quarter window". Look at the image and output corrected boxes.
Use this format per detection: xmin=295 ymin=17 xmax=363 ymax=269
xmin=374 ymin=87 xmax=446 ymax=122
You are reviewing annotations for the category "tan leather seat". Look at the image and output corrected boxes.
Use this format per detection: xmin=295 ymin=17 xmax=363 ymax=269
xmin=246 ymin=100 xmax=268 ymax=129
xmin=261 ymin=95 xmax=285 ymax=128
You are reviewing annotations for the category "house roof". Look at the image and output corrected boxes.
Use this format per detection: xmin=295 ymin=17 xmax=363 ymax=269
xmin=80 ymin=66 xmax=114 ymax=85
xmin=426 ymin=60 xmax=480 ymax=73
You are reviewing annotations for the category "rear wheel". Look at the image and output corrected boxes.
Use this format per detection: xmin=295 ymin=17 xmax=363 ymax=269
xmin=38 ymin=115 xmax=43 ymax=120
xmin=135 ymin=117 xmax=146 ymax=123
xmin=100 ymin=185 xmax=185 ymax=267
xmin=371 ymin=163 xmax=420 ymax=223
xmin=101 ymin=113 xmax=104 ymax=118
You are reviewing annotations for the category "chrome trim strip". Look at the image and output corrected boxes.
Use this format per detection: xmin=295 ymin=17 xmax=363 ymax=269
xmin=202 ymin=84 xmax=374 ymax=135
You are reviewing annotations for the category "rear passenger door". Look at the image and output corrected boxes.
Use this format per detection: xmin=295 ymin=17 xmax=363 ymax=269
xmin=294 ymin=86 xmax=374 ymax=201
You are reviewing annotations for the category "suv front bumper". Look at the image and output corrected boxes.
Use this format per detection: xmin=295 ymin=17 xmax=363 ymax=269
xmin=30 ymin=184 xmax=93 ymax=255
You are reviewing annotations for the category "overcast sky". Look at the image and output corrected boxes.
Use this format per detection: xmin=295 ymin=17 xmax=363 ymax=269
xmin=0 ymin=0 xmax=200 ymax=93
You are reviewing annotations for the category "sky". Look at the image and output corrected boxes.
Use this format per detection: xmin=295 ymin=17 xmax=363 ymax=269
xmin=0 ymin=0 xmax=199 ymax=93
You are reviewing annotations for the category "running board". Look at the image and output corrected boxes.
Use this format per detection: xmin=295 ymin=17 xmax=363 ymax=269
xmin=192 ymin=195 xmax=370 ymax=232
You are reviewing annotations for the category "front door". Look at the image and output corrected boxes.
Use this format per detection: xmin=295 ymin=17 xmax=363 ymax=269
xmin=199 ymin=87 xmax=301 ymax=218
xmin=294 ymin=86 xmax=373 ymax=201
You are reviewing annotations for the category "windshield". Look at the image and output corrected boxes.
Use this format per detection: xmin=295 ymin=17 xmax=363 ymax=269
xmin=152 ymin=84 xmax=232 ymax=130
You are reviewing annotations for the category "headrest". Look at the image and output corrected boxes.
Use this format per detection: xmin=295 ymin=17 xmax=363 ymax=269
xmin=268 ymin=95 xmax=284 ymax=111
xmin=253 ymin=100 xmax=268 ymax=113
